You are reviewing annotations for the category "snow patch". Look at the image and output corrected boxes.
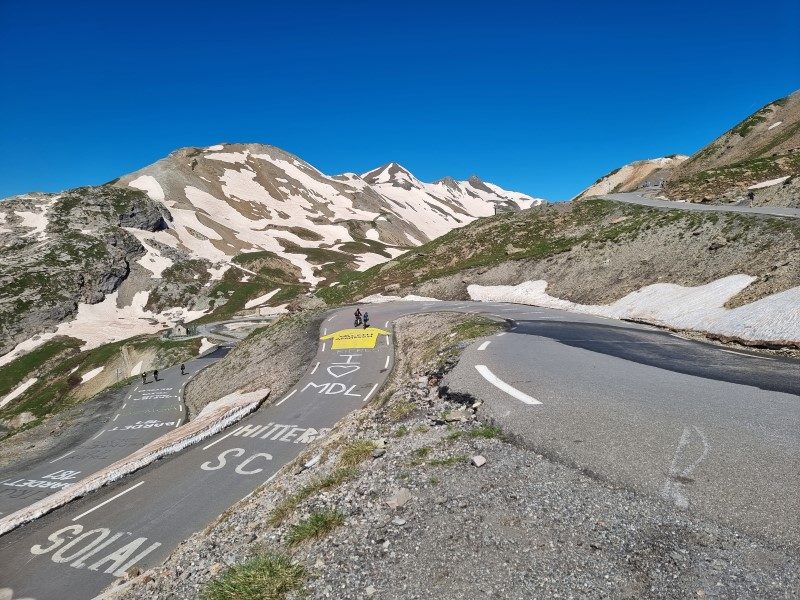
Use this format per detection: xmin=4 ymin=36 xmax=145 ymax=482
xmin=360 ymin=293 xmax=440 ymax=303
xmin=468 ymin=276 xmax=800 ymax=345
xmin=748 ymin=176 xmax=791 ymax=190
xmin=15 ymin=210 xmax=48 ymax=239
xmin=130 ymin=360 xmax=143 ymax=376
xmin=80 ymin=366 xmax=105 ymax=384
xmin=128 ymin=175 xmax=165 ymax=202
xmin=198 ymin=337 xmax=215 ymax=355
xmin=0 ymin=378 xmax=38 ymax=409
xmin=767 ymin=121 xmax=782 ymax=131
xmin=244 ymin=288 xmax=281 ymax=309
xmin=206 ymin=144 xmax=225 ymax=151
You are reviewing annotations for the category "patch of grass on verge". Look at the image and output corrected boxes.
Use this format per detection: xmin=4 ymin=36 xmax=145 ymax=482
xmin=338 ymin=439 xmax=377 ymax=467
xmin=268 ymin=467 xmax=354 ymax=526
xmin=395 ymin=425 xmax=409 ymax=437
xmin=469 ymin=425 xmax=504 ymax=439
xmin=285 ymin=511 xmax=345 ymax=547
xmin=201 ymin=551 xmax=305 ymax=600
xmin=388 ymin=400 xmax=416 ymax=421
xmin=429 ymin=455 xmax=467 ymax=467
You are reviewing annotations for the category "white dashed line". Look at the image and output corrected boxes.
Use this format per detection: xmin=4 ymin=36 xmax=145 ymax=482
xmin=276 ymin=389 xmax=297 ymax=406
xmin=720 ymin=349 xmax=774 ymax=360
xmin=475 ymin=365 xmax=541 ymax=405
xmin=478 ymin=341 xmax=491 ymax=351
xmin=121 ymin=403 xmax=127 ymax=410
xmin=112 ymin=413 xmax=120 ymax=422
xmin=203 ymin=426 xmax=243 ymax=450
xmin=322 ymin=342 xmax=326 ymax=352
xmin=496 ymin=332 xmax=506 ymax=337
xmin=363 ymin=383 xmax=379 ymax=403
xmin=89 ymin=429 xmax=105 ymax=441
xmin=323 ymin=328 xmax=327 ymax=335
xmin=385 ymin=335 xmax=390 ymax=346
xmin=72 ymin=481 xmax=145 ymax=522
xmin=384 ymin=321 xmax=389 ymax=327
xmin=311 ymin=361 xmax=320 ymax=374
xmin=174 ymin=419 xmax=182 ymax=428
xmin=384 ymin=355 xmax=390 ymax=369
xmin=49 ymin=450 xmax=75 ymax=464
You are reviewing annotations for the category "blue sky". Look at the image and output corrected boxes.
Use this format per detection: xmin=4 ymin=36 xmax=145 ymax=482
xmin=1 ymin=1 xmax=798 ymax=201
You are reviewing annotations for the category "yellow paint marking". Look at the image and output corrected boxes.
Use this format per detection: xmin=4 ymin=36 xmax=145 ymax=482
xmin=320 ymin=327 xmax=390 ymax=349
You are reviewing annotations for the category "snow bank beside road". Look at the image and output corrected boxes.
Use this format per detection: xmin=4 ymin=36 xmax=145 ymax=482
xmin=468 ymin=276 xmax=800 ymax=346
xmin=0 ymin=388 xmax=269 ymax=537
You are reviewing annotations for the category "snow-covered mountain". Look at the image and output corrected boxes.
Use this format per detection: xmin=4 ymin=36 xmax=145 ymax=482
xmin=0 ymin=143 xmax=543 ymax=360
xmin=118 ymin=144 xmax=542 ymax=286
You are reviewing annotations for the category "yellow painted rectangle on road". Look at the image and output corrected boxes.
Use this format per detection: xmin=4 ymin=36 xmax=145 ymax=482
xmin=320 ymin=327 xmax=390 ymax=349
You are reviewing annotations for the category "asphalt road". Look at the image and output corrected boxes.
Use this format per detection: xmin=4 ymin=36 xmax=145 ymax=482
xmin=0 ymin=302 xmax=797 ymax=599
xmin=0 ymin=347 xmax=229 ymax=517
xmin=605 ymin=192 xmax=800 ymax=218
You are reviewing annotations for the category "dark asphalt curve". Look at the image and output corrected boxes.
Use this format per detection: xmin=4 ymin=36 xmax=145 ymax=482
xmin=0 ymin=347 xmax=229 ymax=518
xmin=605 ymin=192 xmax=800 ymax=219
xmin=0 ymin=302 xmax=798 ymax=599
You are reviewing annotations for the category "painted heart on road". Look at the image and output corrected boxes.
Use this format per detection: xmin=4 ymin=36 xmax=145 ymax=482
xmin=327 ymin=364 xmax=360 ymax=378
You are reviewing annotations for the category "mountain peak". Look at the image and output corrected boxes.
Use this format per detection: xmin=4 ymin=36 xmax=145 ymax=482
xmin=361 ymin=162 xmax=417 ymax=187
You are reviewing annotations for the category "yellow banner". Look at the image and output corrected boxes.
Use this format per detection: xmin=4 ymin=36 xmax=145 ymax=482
xmin=320 ymin=327 xmax=390 ymax=349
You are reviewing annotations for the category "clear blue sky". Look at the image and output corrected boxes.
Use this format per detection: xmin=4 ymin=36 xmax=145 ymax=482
xmin=1 ymin=0 xmax=798 ymax=201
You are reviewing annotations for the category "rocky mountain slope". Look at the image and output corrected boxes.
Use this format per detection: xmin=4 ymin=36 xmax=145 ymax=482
xmin=576 ymin=89 xmax=799 ymax=207
xmin=323 ymin=199 xmax=800 ymax=348
xmin=574 ymin=155 xmax=688 ymax=199
xmin=0 ymin=144 xmax=542 ymax=362
xmin=665 ymin=89 xmax=800 ymax=205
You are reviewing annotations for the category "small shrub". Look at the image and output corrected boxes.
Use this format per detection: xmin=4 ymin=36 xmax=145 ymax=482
xmin=286 ymin=511 xmax=344 ymax=547
xmin=388 ymin=400 xmax=416 ymax=421
xmin=201 ymin=551 xmax=305 ymax=600
xmin=339 ymin=439 xmax=377 ymax=467
xmin=269 ymin=468 xmax=354 ymax=526
xmin=468 ymin=425 xmax=503 ymax=439
xmin=395 ymin=425 xmax=409 ymax=437
xmin=429 ymin=455 xmax=466 ymax=467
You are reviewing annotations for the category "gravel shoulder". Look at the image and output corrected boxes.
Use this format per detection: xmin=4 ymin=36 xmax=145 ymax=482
xmin=112 ymin=313 xmax=799 ymax=600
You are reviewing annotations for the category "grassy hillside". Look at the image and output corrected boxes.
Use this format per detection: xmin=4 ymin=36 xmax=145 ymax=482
xmin=317 ymin=199 xmax=800 ymax=309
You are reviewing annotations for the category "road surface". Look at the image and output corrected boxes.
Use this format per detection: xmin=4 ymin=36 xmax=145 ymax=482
xmin=605 ymin=192 xmax=800 ymax=219
xmin=0 ymin=347 xmax=229 ymax=517
xmin=0 ymin=302 xmax=797 ymax=599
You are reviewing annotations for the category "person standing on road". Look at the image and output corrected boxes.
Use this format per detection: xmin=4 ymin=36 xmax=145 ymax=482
xmin=154 ymin=369 xmax=159 ymax=382
xmin=354 ymin=308 xmax=362 ymax=327
xmin=363 ymin=311 xmax=370 ymax=329
xmin=141 ymin=372 xmax=147 ymax=385
xmin=180 ymin=363 xmax=186 ymax=376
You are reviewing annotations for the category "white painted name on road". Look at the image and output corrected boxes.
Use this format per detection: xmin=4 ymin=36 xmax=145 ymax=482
xmin=30 ymin=524 xmax=161 ymax=576
xmin=301 ymin=382 xmax=361 ymax=397
xmin=200 ymin=448 xmax=273 ymax=475
xmin=1 ymin=477 xmax=73 ymax=490
xmin=230 ymin=422 xmax=330 ymax=444
xmin=108 ymin=419 xmax=178 ymax=431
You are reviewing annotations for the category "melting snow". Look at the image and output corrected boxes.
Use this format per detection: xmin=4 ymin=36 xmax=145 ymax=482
xmin=128 ymin=175 xmax=165 ymax=202
xmin=80 ymin=366 xmax=105 ymax=384
xmin=748 ymin=176 xmax=791 ymax=190
xmin=468 ymin=276 xmax=800 ymax=345
xmin=130 ymin=360 xmax=143 ymax=376
xmin=244 ymin=288 xmax=281 ymax=309
xmin=365 ymin=228 xmax=380 ymax=241
xmin=15 ymin=210 xmax=48 ymax=239
xmin=0 ymin=378 xmax=38 ymax=409
xmin=360 ymin=293 xmax=440 ymax=303
xmin=206 ymin=144 xmax=225 ymax=151
xmin=198 ymin=337 xmax=215 ymax=354
xmin=767 ymin=121 xmax=782 ymax=131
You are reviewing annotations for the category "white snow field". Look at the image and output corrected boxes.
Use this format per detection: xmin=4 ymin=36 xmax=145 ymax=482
xmin=748 ymin=176 xmax=791 ymax=190
xmin=468 ymin=276 xmax=800 ymax=345
xmin=80 ymin=366 xmax=105 ymax=384
xmin=244 ymin=288 xmax=281 ymax=309
xmin=0 ymin=378 xmax=38 ymax=409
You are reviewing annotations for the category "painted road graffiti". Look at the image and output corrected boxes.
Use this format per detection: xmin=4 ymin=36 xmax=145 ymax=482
xmin=30 ymin=524 xmax=161 ymax=576
xmin=320 ymin=327 xmax=390 ymax=349
xmin=107 ymin=419 xmax=178 ymax=432
xmin=200 ymin=449 xmax=273 ymax=474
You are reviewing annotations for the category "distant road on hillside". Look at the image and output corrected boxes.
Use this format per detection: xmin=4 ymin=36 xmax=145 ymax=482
xmin=605 ymin=192 xmax=800 ymax=218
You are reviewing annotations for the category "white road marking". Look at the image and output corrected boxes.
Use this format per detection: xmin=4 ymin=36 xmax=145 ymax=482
xmin=661 ymin=426 xmax=709 ymax=509
xmin=49 ymin=450 xmax=75 ymax=464
xmin=89 ymin=429 xmax=105 ymax=441
xmin=311 ymin=361 xmax=320 ymax=374
xmin=178 ymin=404 xmax=183 ymax=412
xmin=478 ymin=341 xmax=491 ymax=351
xmin=112 ymin=413 xmax=120 ymax=422
xmin=511 ymin=326 xmax=518 ymax=331
xmin=323 ymin=328 xmax=327 ymax=335
xmin=276 ymin=389 xmax=297 ymax=406
xmin=720 ymin=348 xmax=773 ymax=359
xmin=327 ymin=315 xmax=336 ymax=322
xmin=72 ymin=481 xmax=145 ymax=522
xmin=474 ymin=365 xmax=541 ymax=405
xmin=322 ymin=342 xmax=326 ymax=352
xmin=203 ymin=426 xmax=244 ymax=450
xmin=384 ymin=320 xmax=389 ymax=327
xmin=384 ymin=355 xmax=390 ymax=369
xmin=496 ymin=332 xmax=506 ymax=337
xmin=363 ymin=383 xmax=379 ymax=403
xmin=385 ymin=335 xmax=390 ymax=346
xmin=265 ymin=472 xmax=279 ymax=484
xmin=121 ymin=403 xmax=126 ymax=410
xmin=174 ymin=419 xmax=182 ymax=428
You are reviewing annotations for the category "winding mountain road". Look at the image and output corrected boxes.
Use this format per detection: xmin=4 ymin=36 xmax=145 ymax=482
xmin=605 ymin=192 xmax=800 ymax=218
xmin=0 ymin=302 xmax=798 ymax=600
